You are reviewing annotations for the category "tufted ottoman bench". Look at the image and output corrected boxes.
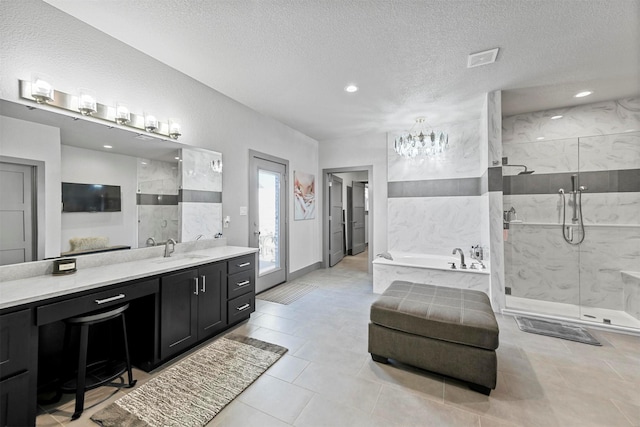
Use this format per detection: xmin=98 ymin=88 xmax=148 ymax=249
xmin=368 ymin=281 xmax=499 ymax=395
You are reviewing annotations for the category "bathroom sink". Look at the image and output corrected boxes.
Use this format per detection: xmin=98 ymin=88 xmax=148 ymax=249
xmin=152 ymin=254 xmax=210 ymax=264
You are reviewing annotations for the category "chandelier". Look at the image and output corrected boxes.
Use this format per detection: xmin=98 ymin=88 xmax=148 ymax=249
xmin=394 ymin=117 xmax=449 ymax=159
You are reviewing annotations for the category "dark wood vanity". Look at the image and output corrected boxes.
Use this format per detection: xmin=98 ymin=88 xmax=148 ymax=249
xmin=0 ymin=250 xmax=256 ymax=426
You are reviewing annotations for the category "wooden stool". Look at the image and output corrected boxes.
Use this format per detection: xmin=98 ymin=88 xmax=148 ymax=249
xmin=61 ymin=303 xmax=136 ymax=420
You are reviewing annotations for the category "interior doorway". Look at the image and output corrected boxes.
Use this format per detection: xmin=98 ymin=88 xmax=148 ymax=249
xmin=322 ymin=166 xmax=373 ymax=273
xmin=248 ymin=151 xmax=289 ymax=293
xmin=0 ymin=161 xmax=36 ymax=265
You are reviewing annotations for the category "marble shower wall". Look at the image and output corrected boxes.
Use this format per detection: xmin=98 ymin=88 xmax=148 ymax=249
xmin=137 ymin=159 xmax=179 ymax=247
xmin=179 ymin=148 xmax=223 ymax=241
xmin=502 ymin=97 xmax=640 ymax=315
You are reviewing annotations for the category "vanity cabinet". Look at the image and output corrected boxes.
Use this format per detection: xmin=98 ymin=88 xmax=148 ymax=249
xmin=159 ymin=262 xmax=227 ymax=360
xmin=0 ymin=309 xmax=33 ymax=427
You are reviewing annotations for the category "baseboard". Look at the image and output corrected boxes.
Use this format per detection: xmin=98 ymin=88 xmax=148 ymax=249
xmin=289 ymin=262 xmax=322 ymax=281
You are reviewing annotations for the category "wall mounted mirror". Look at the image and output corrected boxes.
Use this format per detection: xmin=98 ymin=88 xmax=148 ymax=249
xmin=0 ymin=99 xmax=222 ymax=265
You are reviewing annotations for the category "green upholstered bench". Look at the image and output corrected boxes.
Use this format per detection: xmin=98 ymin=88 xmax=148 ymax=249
xmin=368 ymin=281 xmax=499 ymax=395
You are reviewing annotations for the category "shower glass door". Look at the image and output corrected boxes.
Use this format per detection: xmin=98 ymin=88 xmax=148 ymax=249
xmin=504 ymin=130 xmax=640 ymax=330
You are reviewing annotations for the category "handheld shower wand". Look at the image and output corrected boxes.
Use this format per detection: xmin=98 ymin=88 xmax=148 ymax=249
xmin=559 ymin=174 xmax=586 ymax=245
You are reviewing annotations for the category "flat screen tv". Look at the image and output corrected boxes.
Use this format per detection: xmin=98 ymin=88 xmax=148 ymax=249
xmin=62 ymin=182 xmax=121 ymax=212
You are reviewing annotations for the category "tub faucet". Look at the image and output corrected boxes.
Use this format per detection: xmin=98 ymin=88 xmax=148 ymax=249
xmin=164 ymin=238 xmax=176 ymax=257
xmin=452 ymin=248 xmax=466 ymax=269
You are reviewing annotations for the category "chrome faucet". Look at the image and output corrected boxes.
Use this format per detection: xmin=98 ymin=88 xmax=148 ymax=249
xmin=452 ymin=248 xmax=466 ymax=269
xmin=164 ymin=238 xmax=176 ymax=257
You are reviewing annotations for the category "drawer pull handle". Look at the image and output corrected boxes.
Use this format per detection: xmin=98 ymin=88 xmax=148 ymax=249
xmin=236 ymin=280 xmax=251 ymax=287
xmin=236 ymin=303 xmax=250 ymax=311
xmin=95 ymin=294 xmax=125 ymax=305
xmin=236 ymin=262 xmax=251 ymax=268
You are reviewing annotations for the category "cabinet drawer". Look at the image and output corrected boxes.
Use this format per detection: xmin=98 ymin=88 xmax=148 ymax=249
xmin=227 ymin=270 xmax=255 ymax=299
xmin=36 ymin=278 xmax=159 ymax=326
xmin=227 ymin=254 xmax=255 ymax=275
xmin=227 ymin=293 xmax=254 ymax=325
xmin=0 ymin=309 xmax=30 ymax=379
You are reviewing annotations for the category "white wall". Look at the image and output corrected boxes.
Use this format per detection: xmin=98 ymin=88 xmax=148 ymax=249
xmin=0 ymin=0 xmax=321 ymax=273
xmin=60 ymin=145 xmax=137 ymax=253
xmin=0 ymin=115 xmax=61 ymax=258
xmin=319 ymin=133 xmax=387 ymax=261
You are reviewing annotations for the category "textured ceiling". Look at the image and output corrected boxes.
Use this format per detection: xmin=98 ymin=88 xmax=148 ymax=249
xmin=43 ymin=0 xmax=639 ymax=141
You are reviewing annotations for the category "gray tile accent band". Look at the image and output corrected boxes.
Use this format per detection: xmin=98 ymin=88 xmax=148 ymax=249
xmin=179 ymin=189 xmax=222 ymax=203
xmin=488 ymin=167 xmax=503 ymax=192
xmin=388 ymin=177 xmax=482 ymax=198
xmin=137 ymin=194 xmax=179 ymax=205
xmin=503 ymin=169 xmax=640 ymax=195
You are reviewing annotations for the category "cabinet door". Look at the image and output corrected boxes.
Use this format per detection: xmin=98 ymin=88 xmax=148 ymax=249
xmin=196 ymin=262 xmax=227 ymax=340
xmin=0 ymin=371 xmax=30 ymax=427
xmin=160 ymin=269 xmax=198 ymax=360
xmin=0 ymin=309 xmax=30 ymax=379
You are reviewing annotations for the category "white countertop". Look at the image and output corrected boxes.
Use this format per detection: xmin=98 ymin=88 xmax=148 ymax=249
xmin=0 ymin=246 xmax=257 ymax=310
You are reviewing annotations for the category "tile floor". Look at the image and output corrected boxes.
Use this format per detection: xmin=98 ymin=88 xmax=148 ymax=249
xmin=37 ymin=250 xmax=640 ymax=426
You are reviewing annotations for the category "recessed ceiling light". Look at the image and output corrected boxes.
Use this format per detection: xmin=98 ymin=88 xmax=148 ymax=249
xmin=103 ymin=145 xmax=112 ymax=148
xmin=551 ymin=115 xmax=563 ymax=120
xmin=344 ymin=85 xmax=358 ymax=93
xmin=174 ymin=156 xmax=180 ymax=160
xmin=536 ymin=137 xmax=545 ymax=140
xmin=574 ymin=91 xmax=592 ymax=98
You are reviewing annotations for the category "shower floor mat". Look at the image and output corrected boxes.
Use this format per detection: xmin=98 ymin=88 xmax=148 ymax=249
xmin=515 ymin=316 xmax=602 ymax=346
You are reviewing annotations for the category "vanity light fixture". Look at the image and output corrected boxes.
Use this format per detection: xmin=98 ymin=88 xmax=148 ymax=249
xmin=115 ymin=102 xmax=131 ymax=125
xmin=31 ymin=73 xmax=54 ymax=104
xmin=18 ymin=79 xmax=183 ymax=140
xmin=168 ymin=118 xmax=182 ymax=139
xmin=574 ymin=91 xmax=592 ymax=98
xmin=144 ymin=113 xmax=158 ymax=133
xmin=77 ymin=88 xmax=97 ymax=116
xmin=394 ymin=117 xmax=449 ymax=159
xmin=551 ymin=115 xmax=563 ymax=120
xmin=211 ymin=159 xmax=223 ymax=173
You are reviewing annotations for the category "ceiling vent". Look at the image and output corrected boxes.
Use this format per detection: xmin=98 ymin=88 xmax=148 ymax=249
xmin=467 ymin=48 xmax=500 ymax=68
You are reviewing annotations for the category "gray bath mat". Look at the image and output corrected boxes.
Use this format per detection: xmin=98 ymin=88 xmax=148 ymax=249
xmin=515 ymin=316 xmax=601 ymax=346
xmin=257 ymin=282 xmax=317 ymax=305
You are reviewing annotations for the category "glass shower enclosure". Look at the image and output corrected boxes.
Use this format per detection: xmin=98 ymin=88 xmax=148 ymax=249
xmin=503 ymin=130 xmax=640 ymax=330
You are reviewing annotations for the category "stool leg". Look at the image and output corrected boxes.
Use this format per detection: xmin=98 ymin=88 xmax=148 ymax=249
xmin=120 ymin=313 xmax=137 ymax=388
xmin=72 ymin=324 xmax=89 ymax=420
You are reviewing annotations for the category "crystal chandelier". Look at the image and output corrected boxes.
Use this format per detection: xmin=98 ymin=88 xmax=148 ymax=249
xmin=394 ymin=117 xmax=449 ymax=159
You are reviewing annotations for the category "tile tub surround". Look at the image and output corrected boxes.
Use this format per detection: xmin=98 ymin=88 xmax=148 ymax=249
xmin=36 ymin=253 xmax=640 ymax=427
xmin=372 ymin=253 xmax=490 ymax=298
xmin=0 ymin=239 xmax=255 ymax=309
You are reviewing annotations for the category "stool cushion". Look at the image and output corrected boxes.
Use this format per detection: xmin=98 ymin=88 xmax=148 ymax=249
xmin=370 ymin=281 xmax=498 ymax=350
xmin=66 ymin=303 xmax=129 ymax=324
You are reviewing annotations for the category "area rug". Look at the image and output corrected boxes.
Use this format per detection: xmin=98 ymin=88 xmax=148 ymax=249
xmin=515 ymin=316 xmax=601 ymax=346
xmin=91 ymin=334 xmax=287 ymax=427
xmin=256 ymin=282 xmax=317 ymax=305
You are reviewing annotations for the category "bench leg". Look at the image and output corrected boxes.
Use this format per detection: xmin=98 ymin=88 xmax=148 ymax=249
xmin=468 ymin=383 xmax=492 ymax=396
xmin=370 ymin=353 xmax=389 ymax=364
